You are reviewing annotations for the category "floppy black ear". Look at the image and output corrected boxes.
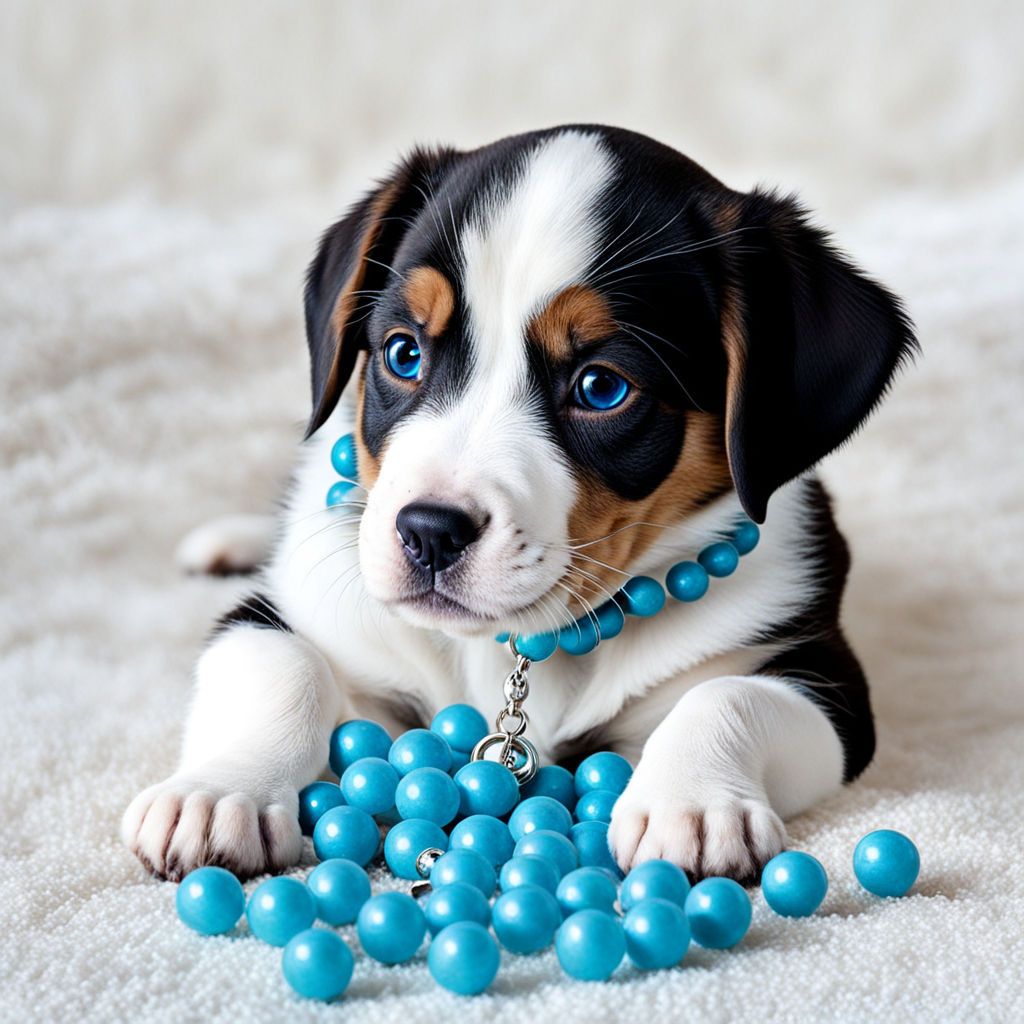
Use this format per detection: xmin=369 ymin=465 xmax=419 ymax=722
xmin=719 ymin=190 xmax=917 ymax=522
xmin=303 ymin=146 xmax=458 ymax=438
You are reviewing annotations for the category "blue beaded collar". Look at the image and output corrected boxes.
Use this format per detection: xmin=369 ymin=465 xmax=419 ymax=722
xmin=326 ymin=432 xmax=759 ymax=663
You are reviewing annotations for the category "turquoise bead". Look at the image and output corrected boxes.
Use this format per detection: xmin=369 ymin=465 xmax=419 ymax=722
xmin=620 ymin=859 xmax=691 ymax=911
xmin=574 ymin=789 xmax=618 ymax=824
xmin=698 ymin=541 xmax=740 ymax=577
xmin=246 ymin=877 xmax=316 ymax=947
xmin=298 ymin=781 xmax=345 ymax=836
xmin=357 ymin=891 xmax=426 ymax=964
xmin=624 ymin=898 xmax=691 ymax=970
xmin=514 ymin=829 xmax=579 ymax=880
xmin=428 ymin=922 xmax=501 ymax=995
xmin=595 ymin=600 xmax=626 ymax=640
xmin=499 ymin=854 xmax=560 ymax=895
xmin=762 ymin=850 xmax=829 ymax=917
xmin=508 ymin=795 xmax=573 ymax=841
xmin=558 ymin=616 xmax=599 ymax=656
xmin=516 ymin=630 xmax=559 ymax=662
xmin=685 ymin=877 xmax=752 ymax=948
xmin=521 ymin=765 xmax=576 ymax=809
xmin=282 ymin=928 xmax=354 ymax=1002
xmin=575 ymin=751 xmax=633 ymax=796
xmin=340 ymin=757 xmax=399 ymax=817
xmin=430 ymin=848 xmax=497 ymax=897
xmin=424 ymin=882 xmax=492 ymax=935
xmin=389 ymin=728 xmax=452 ymax=776
xmin=556 ymin=909 xmax=625 ymax=981
xmin=394 ymin=766 xmax=460 ymax=826
xmin=430 ymin=704 xmax=488 ymax=754
xmin=329 ymin=720 xmax=392 ymax=775
xmin=556 ymin=867 xmax=618 ymax=917
xmin=853 ymin=829 xmax=919 ymax=897
xmin=306 ymin=858 xmax=371 ymax=925
xmin=384 ymin=818 xmax=449 ymax=880
xmin=176 ymin=866 xmax=244 ymax=936
xmin=330 ymin=433 xmax=358 ymax=478
xmin=312 ymin=805 xmax=380 ymax=866
xmin=620 ymin=576 xmax=666 ymax=617
xmin=453 ymin=760 xmax=519 ymax=818
xmin=495 ymin=631 xmax=511 ymax=643
xmin=570 ymin=820 xmax=622 ymax=877
xmin=492 ymin=884 xmax=563 ymax=954
xmin=449 ymin=814 xmax=515 ymax=867
xmin=666 ymin=560 xmax=710 ymax=602
xmin=448 ymin=748 xmax=470 ymax=774
xmin=326 ymin=479 xmax=356 ymax=507
xmin=732 ymin=520 xmax=760 ymax=555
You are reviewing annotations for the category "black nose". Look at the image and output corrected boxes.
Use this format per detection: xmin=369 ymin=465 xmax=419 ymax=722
xmin=396 ymin=502 xmax=480 ymax=573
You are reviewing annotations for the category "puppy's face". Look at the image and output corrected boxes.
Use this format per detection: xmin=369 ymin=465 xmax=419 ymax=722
xmin=304 ymin=127 xmax=914 ymax=637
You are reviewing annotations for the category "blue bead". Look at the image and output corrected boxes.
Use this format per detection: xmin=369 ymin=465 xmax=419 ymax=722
xmin=492 ymin=884 xmax=563 ymax=954
xmin=514 ymin=829 xmax=579 ymax=880
xmin=698 ymin=541 xmax=740 ymax=578
xmin=556 ymin=867 xmax=618 ymax=917
xmin=732 ymin=520 xmax=760 ymax=555
xmin=306 ymin=859 xmax=371 ymax=925
xmin=430 ymin=703 xmax=489 ymax=753
xmin=448 ymin=748 xmax=470 ymax=774
xmin=428 ymin=922 xmax=501 ymax=995
xmin=595 ymin=600 xmax=626 ymax=640
xmin=521 ymin=765 xmax=576 ymax=809
xmin=453 ymin=760 xmax=519 ymax=818
xmin=340 ymin=757 xmax=399 ymax=816
xmin=282 ymin=928 xmax=354 ymax=1002
xmin=424 ymin=882 xmax=492 ymax=936
xmin=853 ymin=829 xmax=920 ymax=897
xmin=555 ymin=908 xmax=625 ymax=981
xmin=330 ymin=433 xmax=358 ymax=478
xmin=384 ymin=818 xmax=449 ymax=880
xmin=312 ymin=805 xmax=380 ymax=866
xmin=176 ymin=866 xmax=244 ymax=936
xmin=685 ymin=877 xmax=752 ymax=948
xmin=329 ymin=720 xmax=392 ymax=776
xmin=246 ymin=877 xmax=316 ymax=947
xmin=356 ymin=891 xmax=426 ymax=964
xmin=430 ymin=848 xmax=498 ymax=897
xmin=570 ymin=820 xmax=622 ymax=877
xmin=298 ymin=781 xmax=345 ymax=836
xmin=389 ymin=728 xmax=452 ymax=776
xmin=495 ymin=631 xmax=511 ymax=643
xmin=508 ymin=795 xmax=573 ymax=841
xmin=761 ymin=850 xmax=828 ymax=917
xmin=558 ymin=616 xmax=599 ymax=656
xmin=450 ymin=814 xmax=515 ymax=868
xmin=394 ymin=766 xmax=460 ymax=826
xmin=575 ymin=751 xmax=633 ymax=797
xmin=665 ymin=560 xmax=710 ymax=602
xmin=624 ymin=898 xmax=691 ymax=970
xmin=499 ymin=854 xmax=561 ymax=895
xmin=515 ymin=631 xmax=560 ymax=662
xmin=574 ymin=789 xmax=619 ymax=824
xmin=621 ymin=859 xmax=691 ymax=911
xmin=620 ymin=576 xmax=666 ymax=617
xmin=325 ymin=480 xmax=356 ymax=507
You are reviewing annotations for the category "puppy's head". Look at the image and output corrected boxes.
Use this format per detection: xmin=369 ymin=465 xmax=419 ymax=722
xmin=304 ymin=127 xmax=915 ymax=636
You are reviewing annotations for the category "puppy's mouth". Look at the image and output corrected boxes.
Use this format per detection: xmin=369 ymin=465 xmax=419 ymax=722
xmin=398 ymin=588 xmax=487 ymax=624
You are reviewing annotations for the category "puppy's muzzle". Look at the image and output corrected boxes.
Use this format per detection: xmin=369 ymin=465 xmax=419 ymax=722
xmin=395 ymin=502 xmax=480 ymax=573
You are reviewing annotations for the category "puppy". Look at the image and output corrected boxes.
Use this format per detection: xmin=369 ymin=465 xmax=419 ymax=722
xmin=124 ymin=126 xmax=915 ymax=883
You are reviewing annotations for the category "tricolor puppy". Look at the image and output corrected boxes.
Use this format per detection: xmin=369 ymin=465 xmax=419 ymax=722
xmin=124 ymin=126 xmax=915 ymax=882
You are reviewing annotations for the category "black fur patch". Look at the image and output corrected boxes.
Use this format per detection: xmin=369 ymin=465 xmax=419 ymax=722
xmin=213 ymin=594 xmax=293 ymax=637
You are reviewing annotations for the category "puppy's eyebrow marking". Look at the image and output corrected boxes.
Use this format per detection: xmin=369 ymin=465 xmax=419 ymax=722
xmin=403 ymin=265 xmax=455 ymax=337
xmin=528 ymin=284 xmax=616 ymax=361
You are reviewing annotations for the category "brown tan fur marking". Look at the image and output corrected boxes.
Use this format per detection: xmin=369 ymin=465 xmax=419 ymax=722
xmin=404 ymin=265 xmax=455 ymax=337
xmin=353 ymin=352 xmax=381 ymax=490
xmin=529 ymin=284 xmax=616 ymax=361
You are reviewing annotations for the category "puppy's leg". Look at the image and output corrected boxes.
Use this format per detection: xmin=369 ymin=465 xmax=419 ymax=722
xmin=608 ymin=675 xmax=844 ymax=881
xmin=176 ymin=514 xmax=275 ymax=575
xmin=122 ymin=613 xmax=342 ymax=880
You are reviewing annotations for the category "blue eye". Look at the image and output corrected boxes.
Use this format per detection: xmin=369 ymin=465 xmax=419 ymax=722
xmin=383 ymin=333 xmax=422 ymax=380
xmin=575 ymin=366 xmax=631 ymax=411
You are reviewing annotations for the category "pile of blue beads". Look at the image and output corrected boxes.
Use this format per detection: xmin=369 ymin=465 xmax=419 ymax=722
xmin=175 ymin=708 xmax=921 ymax=1002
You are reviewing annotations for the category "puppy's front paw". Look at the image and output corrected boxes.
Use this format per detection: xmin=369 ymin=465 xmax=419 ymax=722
xmin=609 ymin=783 xmax=786 ymax=883
xmin=121 ymin=775 xmax=302 ymax=881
